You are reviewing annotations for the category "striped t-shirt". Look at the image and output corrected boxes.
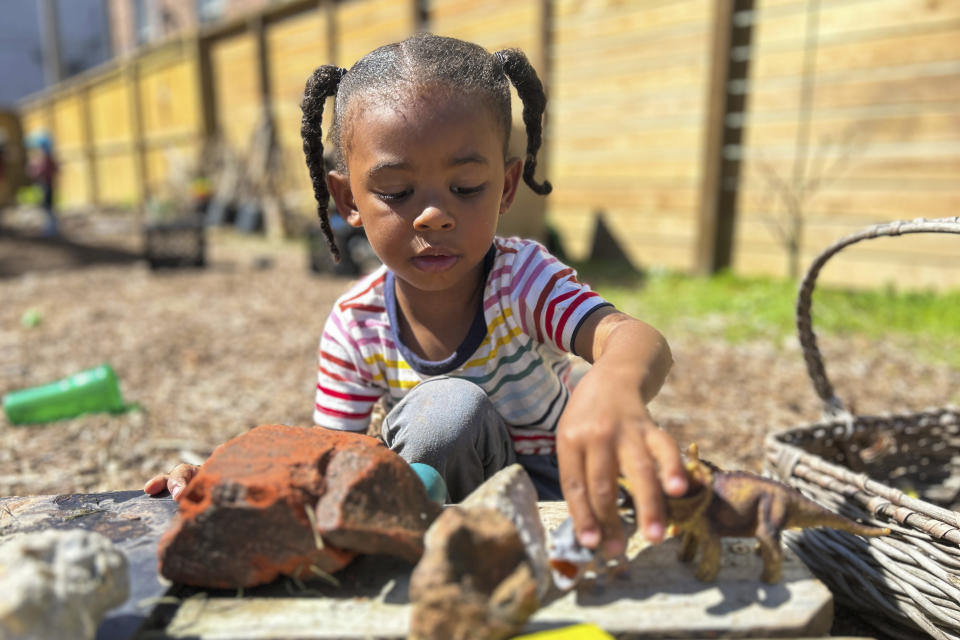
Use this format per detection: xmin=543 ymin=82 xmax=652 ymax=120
xmin=314 ymin=236 xmax=612 ymax=455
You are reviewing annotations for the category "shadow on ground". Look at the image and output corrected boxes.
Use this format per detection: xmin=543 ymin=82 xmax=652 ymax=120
xmin=0 ymin=227 xmax=143 ymax=278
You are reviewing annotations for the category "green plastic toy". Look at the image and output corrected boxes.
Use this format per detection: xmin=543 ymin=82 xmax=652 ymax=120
xmin=3 ymin=364 xmax=126 ymax=425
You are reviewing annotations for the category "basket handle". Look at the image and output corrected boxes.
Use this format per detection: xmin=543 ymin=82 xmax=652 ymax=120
xmin=796 ymin=216 xmax=960 ymax=417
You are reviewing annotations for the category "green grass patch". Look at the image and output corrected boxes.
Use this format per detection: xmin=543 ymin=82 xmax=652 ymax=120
xmin=574 ymin=261 xmax=960 ymax=369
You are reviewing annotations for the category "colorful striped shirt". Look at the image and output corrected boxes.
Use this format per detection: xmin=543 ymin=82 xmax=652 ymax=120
xmin=314 ymin=237 xmax=612 ymax=455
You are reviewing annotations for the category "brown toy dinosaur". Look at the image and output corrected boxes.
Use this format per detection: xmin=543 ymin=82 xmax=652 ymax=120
xmin=667 ymin=444 xmax=890 ymax=583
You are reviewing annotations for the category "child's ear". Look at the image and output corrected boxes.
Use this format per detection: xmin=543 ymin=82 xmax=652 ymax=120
xmin=499 ymin=158 xmax=523 ymax=215
xmin=327 ymin=170 xmax=363 ymax=227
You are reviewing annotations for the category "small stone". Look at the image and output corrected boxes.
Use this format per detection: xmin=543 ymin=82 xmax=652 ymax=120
xmin=157 ymin=424 xmax=441 ymax=589
xmin=409 ymin=506 xmax=540 ymax=640
xmin=461 ymin=464 xmax=551 ymax=599
xmin=0 ymin=529 xmax=129 ymax=640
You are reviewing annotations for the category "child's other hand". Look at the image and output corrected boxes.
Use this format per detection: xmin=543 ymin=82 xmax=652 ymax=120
xmin=557 ymin=366 xmax=687 ymax=557
xmin=143 ymin=464 xmax=199 ymax=501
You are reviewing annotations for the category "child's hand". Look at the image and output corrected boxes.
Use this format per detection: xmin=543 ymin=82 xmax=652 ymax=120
xmin=143 ymin=464 xmax=199 ymax=501
xmin=557 ymin=364 xmax=687 ymax=557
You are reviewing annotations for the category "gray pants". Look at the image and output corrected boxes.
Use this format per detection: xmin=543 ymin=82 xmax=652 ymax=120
xmin=381 ymin=376 xmax=563 ymax=502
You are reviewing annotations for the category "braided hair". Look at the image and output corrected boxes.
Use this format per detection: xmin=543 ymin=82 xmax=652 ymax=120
xmin=300 ymin=33 xmax=551 ymax=261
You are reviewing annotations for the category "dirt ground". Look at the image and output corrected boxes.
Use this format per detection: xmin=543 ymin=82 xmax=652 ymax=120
xmin=3 ymin=207 xmax=957 ymax=638
xmin=2 ymin=206 xmax=958 ymax=497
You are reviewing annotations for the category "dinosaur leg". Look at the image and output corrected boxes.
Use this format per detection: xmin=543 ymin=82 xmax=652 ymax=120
xmin=694 ymin=532 xmax=722 ymax=582
xmin=679 ymin=530 xmax=698 ymax=563
xmin=756 ymin=494 xmax=787 ymax=583
xmin=756 ymin=527 xmax=783 ymax=583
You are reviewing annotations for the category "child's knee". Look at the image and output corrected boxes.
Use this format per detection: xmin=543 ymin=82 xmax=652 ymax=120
xmin=383 ymin=376 xmax=499 ymax=450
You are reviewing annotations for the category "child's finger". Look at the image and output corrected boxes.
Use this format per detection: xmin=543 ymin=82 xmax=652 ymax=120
xmin=168 ymin=464 xmax=199 ymax=500
xmin=645 ymin=427 xmax=687 ymax=496
xmin=557 ymin=442 xmax=601 ymax=550
xmin=143 ymin=474 xmax=169 ymax=495
xmin=619 ymin=444 xmax=666 ymax=543
xmin=586 ymin=446 xmax=625 ymax=557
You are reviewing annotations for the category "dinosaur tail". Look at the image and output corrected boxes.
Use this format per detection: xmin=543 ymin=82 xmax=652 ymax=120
xmin=786 ymin=499 xmax=890 ymax=537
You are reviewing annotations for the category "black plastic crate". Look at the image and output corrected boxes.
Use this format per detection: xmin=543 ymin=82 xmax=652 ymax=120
xmin=144 ymin=219 xmax=206 ymax=270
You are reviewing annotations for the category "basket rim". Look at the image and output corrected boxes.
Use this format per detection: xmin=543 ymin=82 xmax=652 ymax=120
xmin=765 ymin=407 xmax=960 ymax=539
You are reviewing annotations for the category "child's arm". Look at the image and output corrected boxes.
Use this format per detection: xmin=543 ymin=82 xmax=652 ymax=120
xmin=557 ymin=307 xmax=688 ymax=556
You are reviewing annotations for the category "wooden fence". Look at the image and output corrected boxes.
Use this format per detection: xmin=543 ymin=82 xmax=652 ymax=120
xmin=17 ymin=0 xmax=960 ymax=290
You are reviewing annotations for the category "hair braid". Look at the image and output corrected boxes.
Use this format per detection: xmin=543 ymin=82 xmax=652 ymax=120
xmin=495 ymin=49 xmax=552 ymax=195
xmin=301 ymin=65 xmax=348 ymax=261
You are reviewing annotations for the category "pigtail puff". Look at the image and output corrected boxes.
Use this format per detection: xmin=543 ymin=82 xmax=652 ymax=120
xmin=494 ymin=49 xmax=552 ymax=195
xmin=301 ymin=65 xmax=348 ymax=261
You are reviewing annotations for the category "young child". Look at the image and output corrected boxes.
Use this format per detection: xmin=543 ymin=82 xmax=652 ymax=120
xmin=146 ymin=33 xmax=688 ymax=557
xmin=26 ymin=132 xmax=59 ymax=237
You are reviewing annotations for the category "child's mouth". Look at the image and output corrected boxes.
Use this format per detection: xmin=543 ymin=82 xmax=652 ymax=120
xmin=411 ymin=254 xmax=458 ymax=273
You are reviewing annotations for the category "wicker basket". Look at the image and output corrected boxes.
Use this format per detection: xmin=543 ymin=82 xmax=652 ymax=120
xmin=765 ymin=217 xmax=960 ymax=640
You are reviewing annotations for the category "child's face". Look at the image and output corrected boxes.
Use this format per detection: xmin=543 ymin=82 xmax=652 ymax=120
xmin=327 ymin=88 xmax=521 ymax=296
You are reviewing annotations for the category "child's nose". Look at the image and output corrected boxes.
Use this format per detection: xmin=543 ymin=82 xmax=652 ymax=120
xmin=413 ymin=206 xmax=455 ymax=231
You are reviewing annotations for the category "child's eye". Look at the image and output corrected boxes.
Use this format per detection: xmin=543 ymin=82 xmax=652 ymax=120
xmin=452 ymin=184 xmax=485 ymax=197
xmin=376 ymin=189 xmax=412 ymax=202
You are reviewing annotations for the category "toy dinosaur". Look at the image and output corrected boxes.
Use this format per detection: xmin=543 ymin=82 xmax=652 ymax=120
xmin=547 ymin=444 xmax=890 ymax=588
xmin=666 ymin=443 xmax=890 ymax=583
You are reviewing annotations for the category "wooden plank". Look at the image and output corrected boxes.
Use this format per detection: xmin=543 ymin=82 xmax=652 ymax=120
xmin=125 ymin=61 xmax=148 ymax=211
xmin=736 ymin=186 xmax=960 ymax=219
xmin=747 ymin=72 xmax=960 ymax=115
xmin=266 ymin=11 xmax=330 ymax=154
xmin=752 ymin=0 xmax=960 ymax=44
xmin=744 ymin=110 xmax=960 ymax=148
xmin=549 ymin=184 xmax=698 ymax=212
xmin=740 ymin=155 xmax=960 ymax=181
xmin=89 ymin=74 xmax=132 ymax=145
xmin=750 ymin=25 xmax=960 ymax=80
xmin=210 ymin=31 xmax=260 ymax=153
xmin=553 ymin=28 xmax=709 ymax=68
xmin=732 ymin=236 xmax=960 ymax=289
xmin=142 ymin=500 xmax=834 ymax=639
xmin=95 ymin=150 xmax=140 ymax=206
xmin=334 ymin=0 xmax=415 ymax=67
xmin=552 ymin=127 xmax=705 ymax=151
xmin=139 ymin=58 xmax=201 ymax=139
xmin=56 ymin=157 xmax=90 ymax=208
xmin=552 ymin=63 xmax=709 ymax=98
xmin=735 ymin=214 xmax=960 ymax=258
xmin=51 ymin=93 xmax=84 ymax=149
xmin=553 ymin=0 xmax=710 ymax=42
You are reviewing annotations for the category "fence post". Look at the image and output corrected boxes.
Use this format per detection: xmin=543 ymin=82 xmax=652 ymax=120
xmin=325 ymin=0 xmax=337 ymax=65
xmin=193 ymin=33 xmax=217 ymax=139
xmin=695 ymin=0 xmax=754 ymax=274
xmin=124 ymin=59 xmax=148 ymax=223
xmin=79 ymin=85 xmax=99 ymax=207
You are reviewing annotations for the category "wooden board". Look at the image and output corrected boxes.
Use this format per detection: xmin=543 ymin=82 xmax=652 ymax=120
xmin=137 ymin=502 xmax=834 ymax=639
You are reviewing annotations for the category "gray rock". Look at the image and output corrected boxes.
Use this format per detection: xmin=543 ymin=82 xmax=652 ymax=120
xmin=461 ymin=464 xmax=551 ymax=599
xmin=0 ymin=529 xmax=129 ymax=640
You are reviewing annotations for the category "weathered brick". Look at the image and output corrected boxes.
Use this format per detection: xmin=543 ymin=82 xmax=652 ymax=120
xmin=157 ymin=424 xmax=440 ymax=588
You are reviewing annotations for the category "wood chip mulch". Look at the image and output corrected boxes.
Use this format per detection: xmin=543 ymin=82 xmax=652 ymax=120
xmin=1 ymin=211 xmax=957 ymax=498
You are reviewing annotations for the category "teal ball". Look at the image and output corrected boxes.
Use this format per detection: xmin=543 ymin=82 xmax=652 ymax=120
xmin=410 ymin=463 xmax=447 ymax=504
